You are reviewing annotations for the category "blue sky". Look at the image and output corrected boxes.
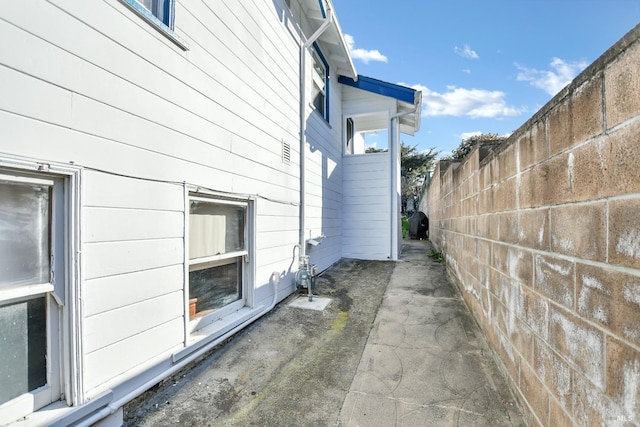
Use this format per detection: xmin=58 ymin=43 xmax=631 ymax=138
xmin=331 ymin=0 xmax=640 ymax=157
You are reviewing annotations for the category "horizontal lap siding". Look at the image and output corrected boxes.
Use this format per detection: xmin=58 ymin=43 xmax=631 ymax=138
xmin=0 ymin=0 xmax=311 ymax=396
xmin=342 ymin=154 xmax=390 ymax=260
xmin=302 ymin=62 xmax=345 ymax=271
xmin=81 ymin=172 xmax=186 ymax=393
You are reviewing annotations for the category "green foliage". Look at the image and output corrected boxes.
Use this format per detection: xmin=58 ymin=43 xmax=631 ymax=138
xmin=365 ymin=146 xmax=387 ymax=153
xmin=445 ymin=133 xmax=506 ymax=161
xmin=402 ymin=217 xmax=409 ymax=238
xmin=428 ymin=247 xmax=445 ymax=263
xmin=401 ymin=142 xmax=437 ymax=198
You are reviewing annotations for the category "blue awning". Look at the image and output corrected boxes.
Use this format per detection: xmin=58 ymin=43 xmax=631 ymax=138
xmin=338 ymin=75 xmax=418 ymax=105
xmin=339 ymin=75 xmax=422 ymax=135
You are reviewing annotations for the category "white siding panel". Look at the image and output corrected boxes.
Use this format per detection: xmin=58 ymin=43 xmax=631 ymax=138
xmin=342 ymin=154 xmax=390 ymax=260
xmin=341 ymin=185 xmax=389 ymax=198
xmin=0 ymin=111 xmax=232 ymax=189
xmin=84 ymin=292 xmax=184 ymax=354
xmin=82 ymin=170 xmax=184 ymax=211
xmin=257 ymin=214 xmax=299 ymax=233
xmin=255 ymin=234 xmax=297 ymax=253
xmin=83 ymin=265 xmax=183 ymax=317
xmin=84 ymin=207 xmax=183 ymax=243
xmin=0 ymin=61 xmax=72 ymax=126
xmin=83 ymin=238 xmax=183 ymax=280
xmin=84 ymin=318 xmax=184 ymax=392
xmin=342 ymin=202 xmax=388 ymax=214
xmin=178 ymin=3 xmax=299 ymax=120
xmin=342 ymin=244 xmax=389 ymax=261
xmin=343 ymin=211 xmax=388 ymax=223
xmin=2 ymin=8 xmax=273 ymax=159
xmin=70 ymin=95 xmax=235 ymax=168
xmin=255 ymin=265 xmax=293 ymax=286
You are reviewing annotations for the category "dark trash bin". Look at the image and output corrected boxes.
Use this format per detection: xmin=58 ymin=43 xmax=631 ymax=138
xmin=408 ymin=211 xmax=429 ymax=239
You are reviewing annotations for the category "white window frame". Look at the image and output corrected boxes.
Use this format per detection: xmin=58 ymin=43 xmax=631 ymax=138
xmin=345 ymin=117 xmax=355 ymax=155
xmin=185 ymin=193 xmax=255 ymax=335
xmin=119 ymin=0 xmax=189 ymax=50
xmin=0 ymin=160 xmax=82 ymax=423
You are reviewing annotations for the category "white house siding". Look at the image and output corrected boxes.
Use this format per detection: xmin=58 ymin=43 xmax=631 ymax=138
xmin=342 ymin=153 xmax=390 ymax=260
xmin=304 ymin=105 xmax=345 ymax=272
xmin=0 ymin=0 xmax=345 ymax=413
xmin=341 ymin=85 xmax=398 ymax=129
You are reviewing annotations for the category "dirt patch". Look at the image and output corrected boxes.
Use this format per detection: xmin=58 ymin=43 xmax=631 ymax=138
xmin=124 ymin=259 xmax=395 ymax=426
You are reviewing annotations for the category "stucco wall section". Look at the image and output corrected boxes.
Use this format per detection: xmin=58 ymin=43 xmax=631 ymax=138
xmin=424 ymin=23 xmax=640 ymax=426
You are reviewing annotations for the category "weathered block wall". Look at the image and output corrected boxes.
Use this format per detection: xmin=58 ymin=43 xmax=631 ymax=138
xmin=425 ymin=24 xmax=640 ymax=426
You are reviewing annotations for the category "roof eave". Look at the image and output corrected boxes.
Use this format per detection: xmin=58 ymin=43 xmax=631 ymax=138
xmin=301 ymin=0 xmax=357 ymax=79
xmin=339 ymin=75 xmax=423 ymax=134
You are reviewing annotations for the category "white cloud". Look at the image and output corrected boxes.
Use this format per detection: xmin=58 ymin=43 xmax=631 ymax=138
xmin=409 ymin=84 xmax=524 ymax=119
xmin=516 ymin=57 xmax=588 ymax=95
xmin=454 ymin=44 xmax=479 ymax=60
xmin=462 ymin=69 xmax=472 ymax=75
xmin=344 ymin=34 xmax=388 ymax=64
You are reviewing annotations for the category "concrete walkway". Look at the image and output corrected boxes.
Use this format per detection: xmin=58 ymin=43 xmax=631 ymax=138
xmin=124 ymin=240 xmax=527 ymax=426
xmin=337 ymin=241 xmax=526 ymax=426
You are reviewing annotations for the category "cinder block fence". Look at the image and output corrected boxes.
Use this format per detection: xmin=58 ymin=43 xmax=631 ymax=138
xmin=424 ymin=24 xmax=640 ymax=426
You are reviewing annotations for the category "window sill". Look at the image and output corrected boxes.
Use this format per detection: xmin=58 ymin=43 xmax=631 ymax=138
xmin=173 ymin=305 xmax=264 ymax=363
xmin=5 ymin=391 xmax=113 ymax=427
xmin=119 ymin=0 xmax=189 ymax=51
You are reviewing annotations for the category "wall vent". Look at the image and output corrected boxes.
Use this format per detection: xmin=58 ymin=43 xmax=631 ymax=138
xmin=282 ymin=140 xmax=291 ymax=164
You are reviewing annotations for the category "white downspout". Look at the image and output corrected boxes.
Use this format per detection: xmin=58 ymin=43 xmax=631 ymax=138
xmin=298 ymin=1 xmax=333 ymax=257
xmin=388 ymin=109 xmax=413 ymax=260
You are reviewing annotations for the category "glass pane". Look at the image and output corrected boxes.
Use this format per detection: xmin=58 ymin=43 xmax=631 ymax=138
xmin=0 ymin=181 xmax=50 ymax=287
xmin=189 ymin=201 xmax=245 ymax=259
xmin=313 ymin=88 xmax=325 ymax=116
xmin=189 ymin=259 xmax=242 ymax=317
xmin=312 ymin=54 xmax=326 ymax=86
xmin=0 ymin=297 xmax=47 ymax=405
xmin=136 ymin=0 xmax=169 ymax=24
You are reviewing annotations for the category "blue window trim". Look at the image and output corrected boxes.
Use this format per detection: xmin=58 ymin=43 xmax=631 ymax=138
xmin=317 ymin=0 xmax=327 ymax=19
xmin=312 ymin=42 xmax=330 ymax=122
xmin=119 ymin=0 xmax=189 ymax=51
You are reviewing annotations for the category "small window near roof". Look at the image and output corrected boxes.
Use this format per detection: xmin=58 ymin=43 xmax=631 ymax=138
xmin=136 ymin=0 xmax=172 ymax=26
xmin=120 ymin=0 xmax=187 ymax=50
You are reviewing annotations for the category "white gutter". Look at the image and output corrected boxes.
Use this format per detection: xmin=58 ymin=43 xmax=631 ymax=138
xmin=298 ymin=1 xmax=333 ymax=257
xmin=388 ymin=108 xmax=414 ymax=260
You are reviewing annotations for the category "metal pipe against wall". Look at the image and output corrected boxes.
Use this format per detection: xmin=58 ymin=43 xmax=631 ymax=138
xmin=298 ymin=1 xmax=333 ymax=258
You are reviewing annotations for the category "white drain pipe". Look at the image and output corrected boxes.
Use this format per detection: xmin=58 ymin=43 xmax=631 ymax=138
xmin=298 ymin=0 xmax=333 ymax=259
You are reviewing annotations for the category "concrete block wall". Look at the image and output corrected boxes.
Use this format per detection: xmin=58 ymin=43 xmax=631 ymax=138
xmin=425 ymin=23 xmax=640 ymax=426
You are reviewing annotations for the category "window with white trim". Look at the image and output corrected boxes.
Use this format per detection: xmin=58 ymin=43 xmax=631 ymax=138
xmin=187 ymin=195 xmax=252 ymax=332
xmin=311 ymin=44 xmax=329 ymax=121
xmin=345 ymin=117 xmax=354 ymax=155
xmin=119 ymin=0 xmax=188 ymax=50
xmin=132 ymin=0 xmax=174 ymax=27
xmin=0 ymin=170 xmax=69 ymax=421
